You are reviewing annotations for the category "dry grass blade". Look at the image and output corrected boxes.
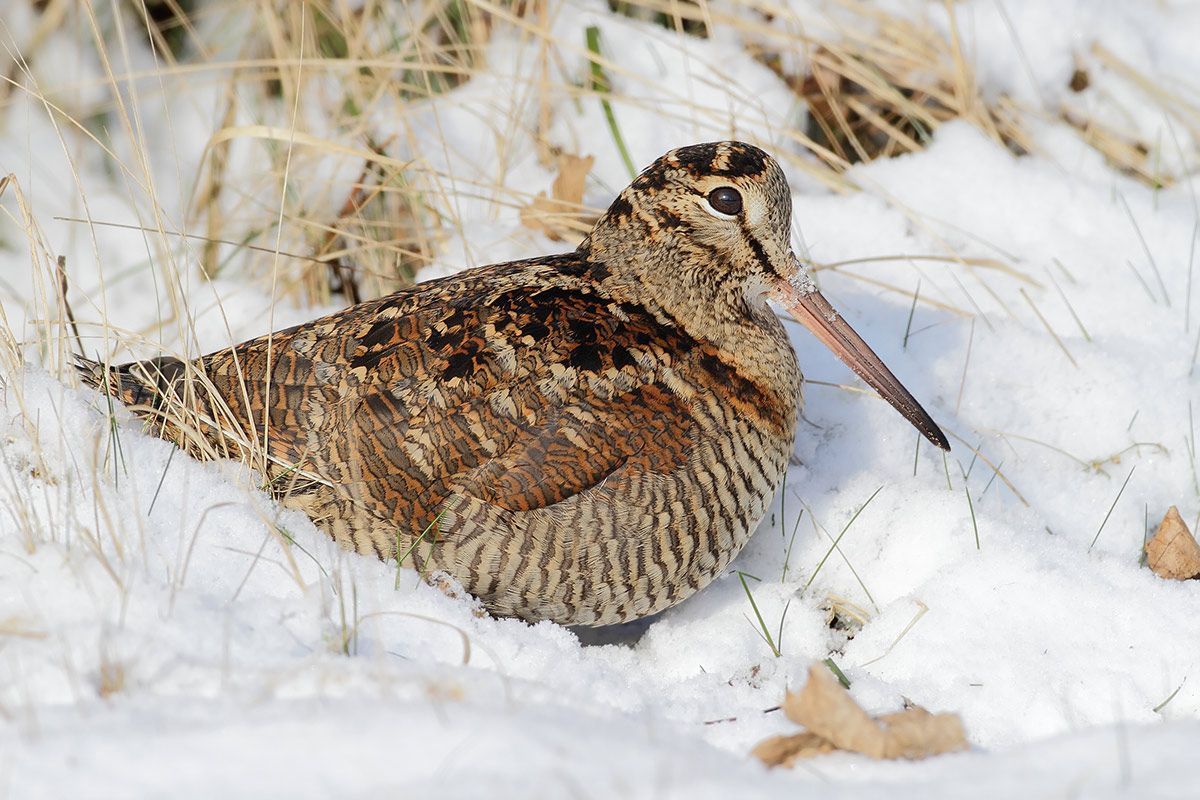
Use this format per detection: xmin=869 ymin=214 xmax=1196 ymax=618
xmin=0 ymin=616 xmax=48 ymax=640
xmin=944 ymin=431 xmax=1029 ymax=506
xmin=1019 ymin=288 xmax=1077 ymax=368
xmin=1057 ymin=43 xmax=1199 ymax=188
xmin=818 ymin=253 xmax=1035 ymax=286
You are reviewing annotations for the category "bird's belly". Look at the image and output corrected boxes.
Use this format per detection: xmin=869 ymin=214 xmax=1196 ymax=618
xmin=598 ymin=417 xmax=791 ymax=623
xmin=430 ymin=414 xmax=793 ymax=627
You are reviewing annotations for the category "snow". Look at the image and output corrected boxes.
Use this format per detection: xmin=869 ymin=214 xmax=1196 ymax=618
xmin=1 ymin=0 xmax=1198 ymax=796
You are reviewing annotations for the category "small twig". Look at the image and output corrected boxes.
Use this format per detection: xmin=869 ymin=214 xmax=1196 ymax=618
xmin=315 ymin=136 xmax=397 ymax=304
xmin=703 ymin=705 xmax=782 ymax=726
xmin=54 ymin=255 xmax=84 ymax=357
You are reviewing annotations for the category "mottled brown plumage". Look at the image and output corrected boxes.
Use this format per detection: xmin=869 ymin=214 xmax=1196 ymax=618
xmin=81 ymin=142 xmax=948 ymax=626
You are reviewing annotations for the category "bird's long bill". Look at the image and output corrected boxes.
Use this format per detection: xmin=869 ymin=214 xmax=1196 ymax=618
xmin=774 ymin=281 xmax=951 ymax=451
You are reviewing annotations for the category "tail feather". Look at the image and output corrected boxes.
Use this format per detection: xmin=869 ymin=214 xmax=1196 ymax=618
xmin=74 ymin=353 xmax=189 ymax=411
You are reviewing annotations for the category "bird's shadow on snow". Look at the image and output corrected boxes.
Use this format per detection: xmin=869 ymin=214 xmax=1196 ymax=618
xmin=570 ymin=616 xmax=657 ymax=647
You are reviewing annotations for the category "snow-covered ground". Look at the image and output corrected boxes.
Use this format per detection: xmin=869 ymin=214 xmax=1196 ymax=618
xmin=2 ymin=1 xmax=1199 ymax=796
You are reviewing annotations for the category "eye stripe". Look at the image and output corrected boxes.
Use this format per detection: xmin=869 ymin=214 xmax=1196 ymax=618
xmin=742 ymin=225 xmax=778 ymax=277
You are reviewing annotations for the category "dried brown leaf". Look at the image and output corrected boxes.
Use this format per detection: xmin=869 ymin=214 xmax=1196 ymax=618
xmin=783 ymin=663 xmax=883 ymax=753
xmin=550 ymin=153 xmax=593 ymax=207
xmin=519 ymin=153 xmax=595 ymax=242
xmin=1145 ymin=506 xmax=1200 ymax=580
xmin=751 ymin=732 xmax=836 ymax=767
xmin=874 ymin=706 xmax=969 ymax=760
xmin=760 ymin=664 xmax=967 ymax=763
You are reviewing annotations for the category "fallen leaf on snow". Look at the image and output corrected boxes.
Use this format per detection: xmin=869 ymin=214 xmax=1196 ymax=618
xmin=519 ymin=153 xmax=596 ymax=242
xmin=751 ymin=731 xmax=834 ymax=767
xmin=753 ymin=664 xmax=968 ymax=767
xmin=1145 ymin=506 xmax=1200 ymax=580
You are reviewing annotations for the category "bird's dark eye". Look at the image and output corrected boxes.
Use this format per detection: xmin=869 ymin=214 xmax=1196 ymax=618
xmin=707 ymin=187 xmax=743 ymax=216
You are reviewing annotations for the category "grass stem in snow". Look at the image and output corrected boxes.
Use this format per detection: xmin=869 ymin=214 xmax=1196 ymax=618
xmin=781 ymin=509 xmax=803 ymax=582
xmin=1191 ymin=327 xmax=1200 ymax=377
xmin=902 ymin=278 xmax=921 ymax=351
xmin=979 ymin=459 xmax=1004 ymax=498
xmin=585 ymin=26 xmax=637 ymax=179
xmin=103 ymin=385 xmax=127 ymax=488
xmin=737 ymin=571 xmax=781 ymax=657
xmin=148 ymin=445 xmax=177 ymax=516
xmin=965 ymin=444 xmax=981 ymax=479
xmin=1186 ymin=221 xmax=1196 ymax=331
xmin=1019 ymin=288 xmax=1077 ymax=368
xmin=964 ymin=472 xmax=974 ymax=546
xmin=1154 ymin=679 xmax=1187 ymax=714
xmin=1187 ymin=401 xmax=1199 ymax=500
xmin=1140 ymin=503 xmax=1151 ymax=566
xmin=956 ymin=316 xmax=975 ymax=412
xmin=395 ymin=510 xmax=445 ymax=589
xmin=273 ymin=526 xmax=330 ymax=582
xmin=1125 ymin=260 xmax=1158 ymax=304
xmin=958 ymin=462 xmax=980 ymax=549
xmin=804 ymin=486 xmax=884 ymax=595
xmin=823 ymin=657 xmax=851 ymax=689
xmin=1089 ymin=465 xmax=1136 ymax=550
xmin=1045 ymin=265 xmax=1091 ymax=342
xmin=1119 ymin=194 xmax=1169 ymax=306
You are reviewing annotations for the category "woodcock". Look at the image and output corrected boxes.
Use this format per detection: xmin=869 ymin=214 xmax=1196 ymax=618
xmin=81 ymin=142 xmax=949 ymax=627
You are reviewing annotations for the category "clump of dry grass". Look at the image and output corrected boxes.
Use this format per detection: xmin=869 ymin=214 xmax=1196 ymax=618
xmin=751 ymin=1 xmax=1032 ymax=168
xmin=1060 ymin=43 xmax=1192 ymax=188
xmin=184 ymin=1 xmax=492 ymax=306
xmin=607 ymin=0 xmax=1193 ymax=190
xmin=8 ymin=0 xmax=1192 ymax=332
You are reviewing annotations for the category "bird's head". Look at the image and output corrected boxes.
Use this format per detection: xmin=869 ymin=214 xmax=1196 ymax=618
xmin=584 ymin=141 xmax=949 ymax=450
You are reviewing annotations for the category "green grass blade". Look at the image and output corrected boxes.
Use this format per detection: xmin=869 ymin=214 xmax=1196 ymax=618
xmin=585 ymin=25 xmax=637 ymax=179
